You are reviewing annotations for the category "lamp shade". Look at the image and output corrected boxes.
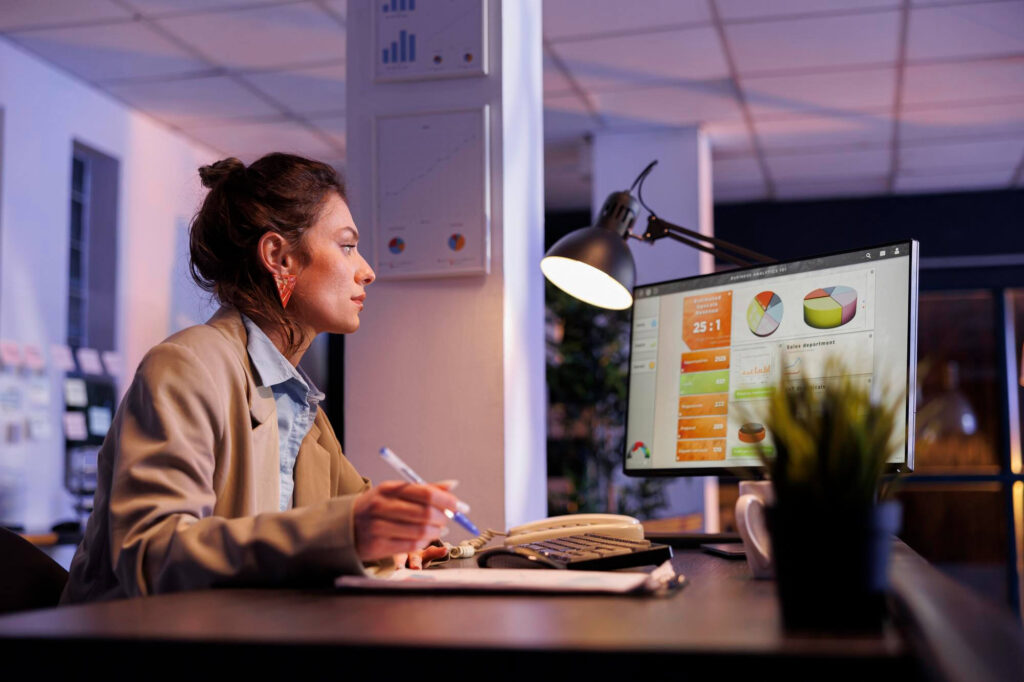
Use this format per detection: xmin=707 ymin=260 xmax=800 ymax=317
xmin=541 ymin=191 xmax=639 ymax=310
xmin=541 ymin=226 xmax=636 ymax=310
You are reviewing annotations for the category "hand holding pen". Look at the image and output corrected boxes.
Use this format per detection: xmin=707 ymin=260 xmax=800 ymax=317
xmin=350 ymin=447 xmax=475 ymax=562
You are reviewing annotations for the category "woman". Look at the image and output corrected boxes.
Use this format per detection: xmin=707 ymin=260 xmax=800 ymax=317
xmin=61 ymin=153 xmax=458 ymax=603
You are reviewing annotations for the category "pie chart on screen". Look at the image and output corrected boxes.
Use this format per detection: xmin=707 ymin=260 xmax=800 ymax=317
xmin=803 ymin=286 xmax=857 ymax=329
xmin=747 ymin=291 xmax=783 ymax=337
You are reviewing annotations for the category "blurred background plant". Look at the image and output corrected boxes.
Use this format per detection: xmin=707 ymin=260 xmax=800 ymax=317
xmin=545 ymin=281 xmax=668 ymax=518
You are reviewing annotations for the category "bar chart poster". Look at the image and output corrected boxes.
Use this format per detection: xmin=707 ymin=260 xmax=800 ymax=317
xmin=374 ymin=108 xmax=490 ymax=278
xmin=375 ymin=0 xmax=487 ymax=82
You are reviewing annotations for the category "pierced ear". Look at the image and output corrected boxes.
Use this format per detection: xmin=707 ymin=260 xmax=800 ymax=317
xmin=257 ymin=231 xmax=294 ymax=276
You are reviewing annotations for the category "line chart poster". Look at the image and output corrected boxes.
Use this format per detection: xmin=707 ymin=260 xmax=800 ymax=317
xmin=374 ymin=108 xmax=490 ymax=278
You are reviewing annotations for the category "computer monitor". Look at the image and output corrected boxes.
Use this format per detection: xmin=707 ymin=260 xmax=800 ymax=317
xmin=624 ymin=240 xmax=918 ymax=477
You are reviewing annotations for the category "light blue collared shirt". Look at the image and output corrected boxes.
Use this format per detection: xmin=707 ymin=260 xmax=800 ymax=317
xmin=241 ymin=314 xmax=325 ymax=512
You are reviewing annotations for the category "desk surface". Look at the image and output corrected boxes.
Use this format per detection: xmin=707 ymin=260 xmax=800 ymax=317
xmin=0 ymin=543 xmax=1020 ymax=678
xmin=0 ymin=548 xmax=908 ymax=672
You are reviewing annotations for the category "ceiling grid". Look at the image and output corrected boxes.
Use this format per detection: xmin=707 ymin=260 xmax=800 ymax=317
xmin=0 ymin=0 xmax=1020 ymax=207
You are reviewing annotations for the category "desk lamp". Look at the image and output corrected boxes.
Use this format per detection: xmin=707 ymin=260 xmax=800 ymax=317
xmin=540 ymin=160 xmax=774 ymax=309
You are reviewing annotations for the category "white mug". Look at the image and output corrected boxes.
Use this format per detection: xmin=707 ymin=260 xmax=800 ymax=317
xmin=735 ymin=480 xmax=775 ymax=579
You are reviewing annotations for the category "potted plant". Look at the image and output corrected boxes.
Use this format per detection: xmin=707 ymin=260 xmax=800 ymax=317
xmin=756 ymin=358 xmax=903 ymax=631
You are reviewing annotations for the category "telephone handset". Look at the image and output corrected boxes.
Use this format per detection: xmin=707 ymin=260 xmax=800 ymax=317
xmin=503 ymin=513 xmax=644 ymax=546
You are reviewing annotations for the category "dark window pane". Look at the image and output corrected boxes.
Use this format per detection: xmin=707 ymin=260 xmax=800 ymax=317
xmin=896 ymin=482 xmax=1010 ymax=610
xmin=72 ymin=157 xmax=85 ymax=193
xmin=68 ymin=301 xmax=83 ymax=343
xmin=69 ymin=252 xmax=82 ymax=285
xmin=70 ymin=200 xmax=84 ymax=242
xmin=914 ymin=291 xmax=1000 ymax=473
xmin=1011 ymin=289 xmax=1024 ymax=475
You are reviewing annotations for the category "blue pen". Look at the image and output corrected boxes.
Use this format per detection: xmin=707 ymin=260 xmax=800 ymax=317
xmin=379 ymin=447 xmax=480 ymax=536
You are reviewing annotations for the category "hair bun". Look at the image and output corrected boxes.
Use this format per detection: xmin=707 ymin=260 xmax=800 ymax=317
xmin=199 ymin=157 xmax=246 ymax=190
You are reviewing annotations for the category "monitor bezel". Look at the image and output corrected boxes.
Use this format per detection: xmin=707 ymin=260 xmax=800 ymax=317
xmin=622 ymin=239 xmax=919 ymax=478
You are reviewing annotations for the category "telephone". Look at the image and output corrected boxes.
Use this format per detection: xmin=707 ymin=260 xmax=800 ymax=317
xmin=503 ymin=513 xmax=644 ymax=546
xmin=467 ymin=513 xmax=670 ymax=570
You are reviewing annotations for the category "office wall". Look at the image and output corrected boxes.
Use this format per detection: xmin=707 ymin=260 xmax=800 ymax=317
xmin=0 ymin=38 xmax=216 ymax=529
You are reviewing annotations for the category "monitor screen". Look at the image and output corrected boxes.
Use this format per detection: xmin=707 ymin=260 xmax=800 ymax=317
xmin=624 ymin=240 xmax=918 ymax=476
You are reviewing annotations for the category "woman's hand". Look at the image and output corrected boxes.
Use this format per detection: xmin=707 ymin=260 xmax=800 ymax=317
xmin=352 ymin=480 xmax=463 ymax=562
xmin=393 ymin=543 xmax=450 ymax=570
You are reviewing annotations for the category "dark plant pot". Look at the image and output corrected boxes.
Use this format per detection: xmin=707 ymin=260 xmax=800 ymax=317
xmin=766 ymin=500 xmax=902 ymax=632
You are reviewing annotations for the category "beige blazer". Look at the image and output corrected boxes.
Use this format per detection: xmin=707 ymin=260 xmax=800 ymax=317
xmin=61 ymin=307 xmax=370 ymax=604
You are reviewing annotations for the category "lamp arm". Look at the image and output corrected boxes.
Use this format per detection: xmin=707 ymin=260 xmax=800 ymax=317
xmin=643 ymin=215 xmax=775 ymax=266
xmin=663 ymin=232 xmax=751 ymax=267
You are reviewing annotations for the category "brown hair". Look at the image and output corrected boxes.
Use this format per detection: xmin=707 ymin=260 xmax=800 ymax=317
xmin=189 ymin=152 xmax=346 ymax=355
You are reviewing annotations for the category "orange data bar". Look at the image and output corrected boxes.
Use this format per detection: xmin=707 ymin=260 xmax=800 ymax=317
xmin=677 ymin=415 xmax=728 ymax=439
xmin=676 ymin=438 xmax=727 ymax=461
xmin=678 ymin=394 xmax=728 ymax=417
xmin=681 ymin=348 xmax=730 ymax=373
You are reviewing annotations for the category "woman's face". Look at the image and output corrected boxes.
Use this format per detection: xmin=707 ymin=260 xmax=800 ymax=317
xmin=288 ymin=193 xmax=375 ymax=336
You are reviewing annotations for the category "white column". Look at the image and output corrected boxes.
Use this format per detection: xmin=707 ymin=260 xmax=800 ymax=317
xmin=592 ymin=126 xmax=720 ymax=531
xmin=344 ymin=0 xmax=546 ymax=536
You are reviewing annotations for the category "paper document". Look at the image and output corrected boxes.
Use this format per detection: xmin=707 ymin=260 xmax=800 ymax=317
xmin=335 ymin=561 xmax=684 ymax=595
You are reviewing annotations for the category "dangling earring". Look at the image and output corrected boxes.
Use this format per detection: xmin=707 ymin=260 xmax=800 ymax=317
xmin=274 ymin=274 xmax=297 ymax=309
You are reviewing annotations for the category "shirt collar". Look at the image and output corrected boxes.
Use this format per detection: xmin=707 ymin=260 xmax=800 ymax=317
xmin=241 ymin=314 xmax=324 ymax=401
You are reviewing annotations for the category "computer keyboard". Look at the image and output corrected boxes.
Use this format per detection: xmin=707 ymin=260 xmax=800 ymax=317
xmin=477 ymin=532 xmax=673 ymax=570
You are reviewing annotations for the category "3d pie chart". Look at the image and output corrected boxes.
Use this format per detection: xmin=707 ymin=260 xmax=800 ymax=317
xmin=747 ymin=291 xmax=783 ymax=337
xmin=803 ymin=286 xmax=857 ymax=329
xmin=738 ymin=423 xmax=766 ymax=443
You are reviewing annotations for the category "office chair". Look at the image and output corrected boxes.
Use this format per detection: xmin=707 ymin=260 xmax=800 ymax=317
xmin=0 ymin=527 xmax=69 ymax=613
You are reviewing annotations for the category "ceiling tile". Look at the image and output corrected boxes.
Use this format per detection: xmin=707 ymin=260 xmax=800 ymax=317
xmin=307 ymin=113 xmax=346 ymax=150
xmin=550 ymin=25 xmax=728 ymax=92
xmin=108 ymin=75 xmax=281 ymax=127
xmin=321 ymin=0 xmax=347 ymax=22
xmin=705 ymin=120 xmax=755 ymax=156
xmin=543 ymin=0 xmax=710 ymax=41
xmin=156 ymin=2 xmax=345 ymax=70
xmin=902 ymin=58 xmax=1024 ymax=106
xmin=186 ymin=118 xmax=340 ymax=160
xmin=894 ymin=168 xmax=1013 ymax=193
xmin=0 ymin=0 xmax=130 ymax=31
xmin=544 ymin=50 xmax=574 ymax=96
xmin=743 ymin=67 xmax=896 ymax=119
xmin=907 ymin=2 xmax=1024 ymax=61
xmin=590 ymin=81 xmax=744 ymax=129
xmin=717 ymin=0 xmax=898 ymax=22
xmin=7 ymin=21 xmax=210 ymax=82
xmin=544 ymin=96 xmax=602 ymax=142
xmin=911 ymin=0 xmax=1002 ymax=4
xmin=900 ymin=100 xmax=1024 ymax=140
xmin=121 ymin=0 xmax=286 ymax=16
xmin=900 ymin=136 xmax=1024 ymax=172
xmin=713 ymin=155 xmax=764 ymax=185
xmin=242 ymin=61 xmax=346 ymax=115
xmin=725 ymin=11 xmax=900 ymax=75
xmin=765 ymin=148 xmax=890 ymax=180
xmin=753 ymin=112 xmax=892 ymax=152
xmin=774 ymin=176 xmax=888 ymax=200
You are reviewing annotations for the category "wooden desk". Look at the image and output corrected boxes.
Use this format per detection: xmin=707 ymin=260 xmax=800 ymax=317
xmin=0 ymin=544 xmax=1019 ymax=678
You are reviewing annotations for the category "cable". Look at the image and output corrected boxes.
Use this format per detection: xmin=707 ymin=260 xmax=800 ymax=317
xmin=633 ymin=160 xmax=658 ymax=216
xmin=629 ymin=159 xmax=658 ymax=191
xmin=448 ymin=528 xmax=507 ymax=558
